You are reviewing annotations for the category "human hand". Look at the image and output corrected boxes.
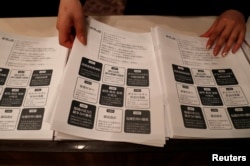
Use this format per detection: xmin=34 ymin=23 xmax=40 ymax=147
xmin=56 ymin=0 xmax=87 ymax=48
xmin=201 ymin=10 xmax=246 ymax=56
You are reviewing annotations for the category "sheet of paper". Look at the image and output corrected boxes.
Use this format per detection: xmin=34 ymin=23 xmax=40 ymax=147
xmin=245 ymin=32 xmax=250 ymax=45
xmin=51 ymin=18 xmax=166 ymax=147
xmin=153 ymin=26 xmax=250 ymax=138
xmin=0 ymin=31 xmax=68 ymax=140
xmin=242 ymin=32 xmax=250 ymax=63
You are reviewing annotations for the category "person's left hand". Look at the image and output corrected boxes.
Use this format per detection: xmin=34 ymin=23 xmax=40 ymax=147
xmin=201 ymin=9 xmax=246 ymax=56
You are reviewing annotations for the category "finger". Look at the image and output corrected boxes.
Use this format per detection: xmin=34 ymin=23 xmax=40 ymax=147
xmin=59 ymin=33 xmax=74 ymax=48
xmin=232 ymin=30 xmax=245 ymax=53
xmin=201 ymin=22 xmax=217 ymax=50
xmin=200 ymin=20 xmax=218 ymax=38
xmin=220 ymin=25 xmax=244 ymax=56
xmin=58 ymin=23 xmax=75 ymax=48
xmin=212 ymin=24 xmax=232 ymax=56
xmin=206 ymin=23 xmax=225 ymax=51
xmin=201 ymin=27 xmax=213 ymax=38
xmin=74 ymin=18 xmax=87 ymax=45
xmin=72 ymin=5 xmax=87 ymax=45
xmin=221 ymin=30 xmax=237 ymax=56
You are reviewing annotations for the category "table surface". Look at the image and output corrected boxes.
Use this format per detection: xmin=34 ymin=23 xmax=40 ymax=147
xmin=0 ymin=16 xmax=250 ymax=165
xmin=1 ymin=16 xmax=249 ymax=36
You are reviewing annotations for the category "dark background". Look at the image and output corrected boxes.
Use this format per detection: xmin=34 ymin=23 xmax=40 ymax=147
xmin=0 ymin=1 xmax=60 ymax=17
xmin=0 ymin=0 xmax=126 ymax=17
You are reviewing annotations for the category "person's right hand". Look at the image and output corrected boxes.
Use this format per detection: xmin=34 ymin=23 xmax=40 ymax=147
xmin=56 ymin=0 xmax=87 ymax=48
xmin=201 ymin=10 xmax=246 ymax=56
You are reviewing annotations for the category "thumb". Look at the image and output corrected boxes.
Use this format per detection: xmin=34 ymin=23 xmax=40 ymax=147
xmin=200 ymin=26 xmax=213 ymax=37
xmin=75 ymin=20 xmax=87 ymax=45
xmin=200 ymin=20 xmax=218 ymax=37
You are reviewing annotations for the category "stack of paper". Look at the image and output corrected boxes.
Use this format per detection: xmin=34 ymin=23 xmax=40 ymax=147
xmin=50 ymin=18 xmax=166 ymax=147
xmin=0 ymin=31 xmax=68 ymax=140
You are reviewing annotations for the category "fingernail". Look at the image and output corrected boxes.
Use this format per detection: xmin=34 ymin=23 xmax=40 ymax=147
xmin=206 ymin=45 xmax=211 ymax=50
xmin=213 ymin=50 xmax=218 ymax=56
xmin=222 ymin=51 xmax=228 ymax=57
xmin=80 ymin=36 xmax=86 ymax=45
